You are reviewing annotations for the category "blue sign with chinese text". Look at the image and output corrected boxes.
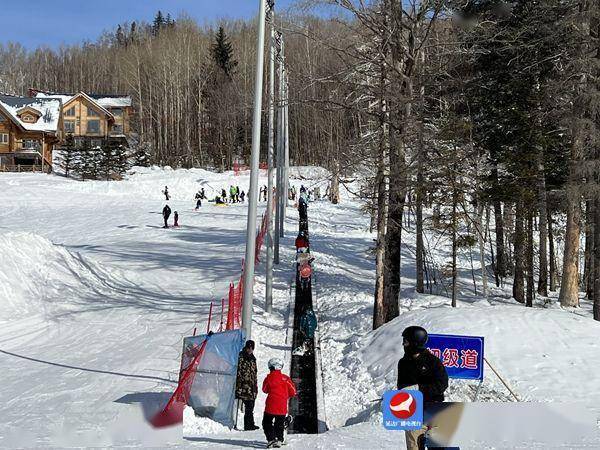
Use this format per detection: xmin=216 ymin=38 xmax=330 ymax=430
xmin=382 ymin=390 xmax=423 ymax=430
xmin=427 ymin=334 xmax=484 ymax=381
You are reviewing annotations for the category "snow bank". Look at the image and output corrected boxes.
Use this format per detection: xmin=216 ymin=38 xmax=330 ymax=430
xmin=182 ymin=407 xmax=230 ymax=435
xmin=344 ymin=300 xmax=600 ymax=410
xmin=0 ymin=232 xmax=120 ymax=321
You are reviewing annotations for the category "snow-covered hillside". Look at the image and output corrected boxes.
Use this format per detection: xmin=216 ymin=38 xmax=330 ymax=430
xmin=1 ymin=167 xmax=599 ymax=449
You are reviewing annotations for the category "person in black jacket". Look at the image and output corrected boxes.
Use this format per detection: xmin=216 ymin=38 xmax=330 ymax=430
xmin=397 ymin=326 xmax=448 ymax=450
xmin=162 ymin=204 xmax=171 ymax=229
xmin=235 ymin=340 xmax=259 ymax=431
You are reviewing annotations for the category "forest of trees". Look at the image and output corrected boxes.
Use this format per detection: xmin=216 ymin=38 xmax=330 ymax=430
xmin=1 ymin=2 xmax=599 ymax=324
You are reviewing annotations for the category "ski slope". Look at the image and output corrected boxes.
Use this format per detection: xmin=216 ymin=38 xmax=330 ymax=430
xmin=1 ymin=167 xmax=600 ymax=448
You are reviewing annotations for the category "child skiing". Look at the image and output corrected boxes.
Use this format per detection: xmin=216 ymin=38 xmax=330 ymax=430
xmin=293 ymin=308 xmax=317 ymax=356
xmin=163 ymin=186 xmax=170 ymax=201
xmin=262 ymin=358 xmax=296 ymax=448
xmin=173 ymin=211 xmax=179 ymax=227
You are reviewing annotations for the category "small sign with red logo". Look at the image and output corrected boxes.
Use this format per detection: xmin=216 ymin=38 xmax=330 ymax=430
xmin=382 ymin=390 xmax=423 ymax=430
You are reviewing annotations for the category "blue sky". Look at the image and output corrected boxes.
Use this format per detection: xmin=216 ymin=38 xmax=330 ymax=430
xmin=3 ymin=0 xmax=294 ymax=49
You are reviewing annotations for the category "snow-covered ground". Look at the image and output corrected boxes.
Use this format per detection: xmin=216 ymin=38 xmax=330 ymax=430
xmin=2 ymin=166 xmax=599 ymax=448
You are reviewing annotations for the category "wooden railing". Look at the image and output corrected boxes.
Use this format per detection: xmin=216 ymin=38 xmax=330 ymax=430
xmin=0 ymin=164 xmax=44 ymax=173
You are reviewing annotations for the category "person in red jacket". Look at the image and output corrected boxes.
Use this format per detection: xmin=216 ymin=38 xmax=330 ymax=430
xmin=295 ymin=232 xmax=309 ymax=252
xmin=262 ymin=358 xmax=296 ymax=448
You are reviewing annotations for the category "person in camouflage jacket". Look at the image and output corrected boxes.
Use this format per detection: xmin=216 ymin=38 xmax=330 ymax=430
xmin=236 ymin=340 xmax=259 ymax=430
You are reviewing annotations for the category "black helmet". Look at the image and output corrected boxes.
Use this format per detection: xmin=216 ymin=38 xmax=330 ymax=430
xmin=402 ymin=326 xmax=428 ymax=349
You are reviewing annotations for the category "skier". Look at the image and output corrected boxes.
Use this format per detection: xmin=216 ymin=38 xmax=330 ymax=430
xmin=163 ymin=186 xmax=170 ymax=201
xmin=173 ymin=211 xmax=179 ymax=227
xmin=235 ymin=186 xmax=241 ymax=203
xmin=298 ymin=261 xmax=312 ymax=290
xmin=292 ymin=308 xmax=317 ymax=356
xmin=262 ymin=185 xmax=268 ymax=202
xmin=262 ymin=358 xmax=296 ymax=448
xmin=235 ymin=340 xmax=259 ymax=431
xmin=162 ymin=204 xmax=171 ymax=229
xmin=240 ymin=190 xmax=246 ymax=203
xmin=221 ymin=188 xmax=227 ymax=203
xmin=230 ymin=185 xmax=237 ymax=203
xmin=295 ymin=232 xmax=309 ymax=253
xmin=397 ymin=326 xmax=449 ymax=450
xmin=194 ymin=191 xmax=202 ymax=210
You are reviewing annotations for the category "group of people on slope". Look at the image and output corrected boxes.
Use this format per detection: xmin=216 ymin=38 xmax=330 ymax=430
xmin=235 ymin=340 xmax=296 ymax=448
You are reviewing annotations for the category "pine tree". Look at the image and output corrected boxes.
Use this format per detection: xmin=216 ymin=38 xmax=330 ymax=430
xmin=57 ymin=134 xmax=77 ymax=178
xmin=152 ymin=11 xmax=165 ymax=37
xmin=211 ymin=26 xmax=237 ymax=78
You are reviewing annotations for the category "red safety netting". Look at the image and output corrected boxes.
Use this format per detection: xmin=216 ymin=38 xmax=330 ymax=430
xmin=151 ymin=209 xmax=273 ymax=427
xmin=151 ymin=338 xmax=208 ymax=428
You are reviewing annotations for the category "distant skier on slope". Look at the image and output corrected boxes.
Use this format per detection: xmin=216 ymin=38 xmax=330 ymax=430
xmin=195 ymin=191 xmax=202 ymax=210
xmin=397 ymin=326 xmax=448 ymax=450
xmin=262 ymin=358 xmax=296 ymax=448
xmin=162 ymin=204 xmax=171 ymax=228
xmin=262 ymin=185 xmax=268 ymax=202
xmin=235 ymin=340 xmax=259 ymax=431
xmin=163 ymin=186 xmax=170 ymax=201
xmin=173 ymin=211 xmax=179 ymax=227
xmin=221 ymin=188 xmax=227 ymax=203
xmin=240 ymin=190 xmax=246 ymax=203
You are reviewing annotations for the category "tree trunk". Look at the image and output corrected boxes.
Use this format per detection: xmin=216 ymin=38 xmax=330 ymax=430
xmin=584 ymin=201 xmax=594 ymax=298
xmin=559 ymin=189 xmax=581 ymax=307
xmin=513 ymin=199 xmax=525 ymax=303
xmin=373 ymin=82 xmax=389 ymax=330
xmin=548 ymin=209 xmax=557 ymax=292
xmin=477 ymin=202 xmax=489 ymax=298
xmin=537 ymin=152 xmax=549 ymax=296
xmin=415 ymin=138 xmax=425 ymax=294
xmin=594 ymin=198 xmax=600 ymax=320
xmin=526 ymin=210 xmax=534 ymax=307
xmin=451 ymin=172 xmax=458 ymax=308
xmin=330 ymin=160 xmax=340 ymax=204
xmin=492 ymin=168 xmax=506 ymax=284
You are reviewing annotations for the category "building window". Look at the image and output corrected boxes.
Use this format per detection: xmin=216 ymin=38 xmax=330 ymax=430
xmin=111 ymin=124 xmax=124 ymax=134
xmin=22 ymin=114 xmax=37 ymax=123
xmin=87 ymin=107 xmax=100 ymax=117
xmin=111 ymin=108 xmax=123 ymax=117
xmin=64 ymin=121 xmax=75 ymax=133
xmin=91 ymin=139 xmax=102 ymax=148
xmin=87 ymin=120 xmax=100 ymax=134
xmin=0 ymin=133 xmax=8 ymax=144
xmin=22 ymin=139 xmax=40 ymax=150
xmin=65 ymin=106 xmax=76 ymax=117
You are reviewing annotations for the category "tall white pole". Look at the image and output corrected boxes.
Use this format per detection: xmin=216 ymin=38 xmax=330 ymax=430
xmin=274 ymin=39 xmax=283 ymax=264
xmin=265 ymin=12 xmax=275 ymax=313
xmin=241 ymin=0 xmax=267 ymax=339
xmin=284 ymin=73 xmax=290 ymax=222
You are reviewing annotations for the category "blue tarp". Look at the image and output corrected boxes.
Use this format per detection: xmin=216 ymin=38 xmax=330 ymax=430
xmin=181 ymin=329 xmax=245 ymax=428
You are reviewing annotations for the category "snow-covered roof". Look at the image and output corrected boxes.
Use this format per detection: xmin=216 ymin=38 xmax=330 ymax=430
xmin=32 ymin=90 xmax=132 ymax=109
xmin=0 ymin=94 xmax=61 ymax=133
xmin=90 ymin=95 xmax=132 ymax=109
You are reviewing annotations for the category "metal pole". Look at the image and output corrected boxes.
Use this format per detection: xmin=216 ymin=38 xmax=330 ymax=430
xmin=265 ymin=11 xmax=275 ymax=313
xmin=274 ymin=38 xmax=284 ymax=265
xmin=279 ymin=43 xmax=286 ymax=239
xmin=284 ymin=73 xmax=290 ymax=221
xmin=241 ymin=0 xmax=267 ymax=339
